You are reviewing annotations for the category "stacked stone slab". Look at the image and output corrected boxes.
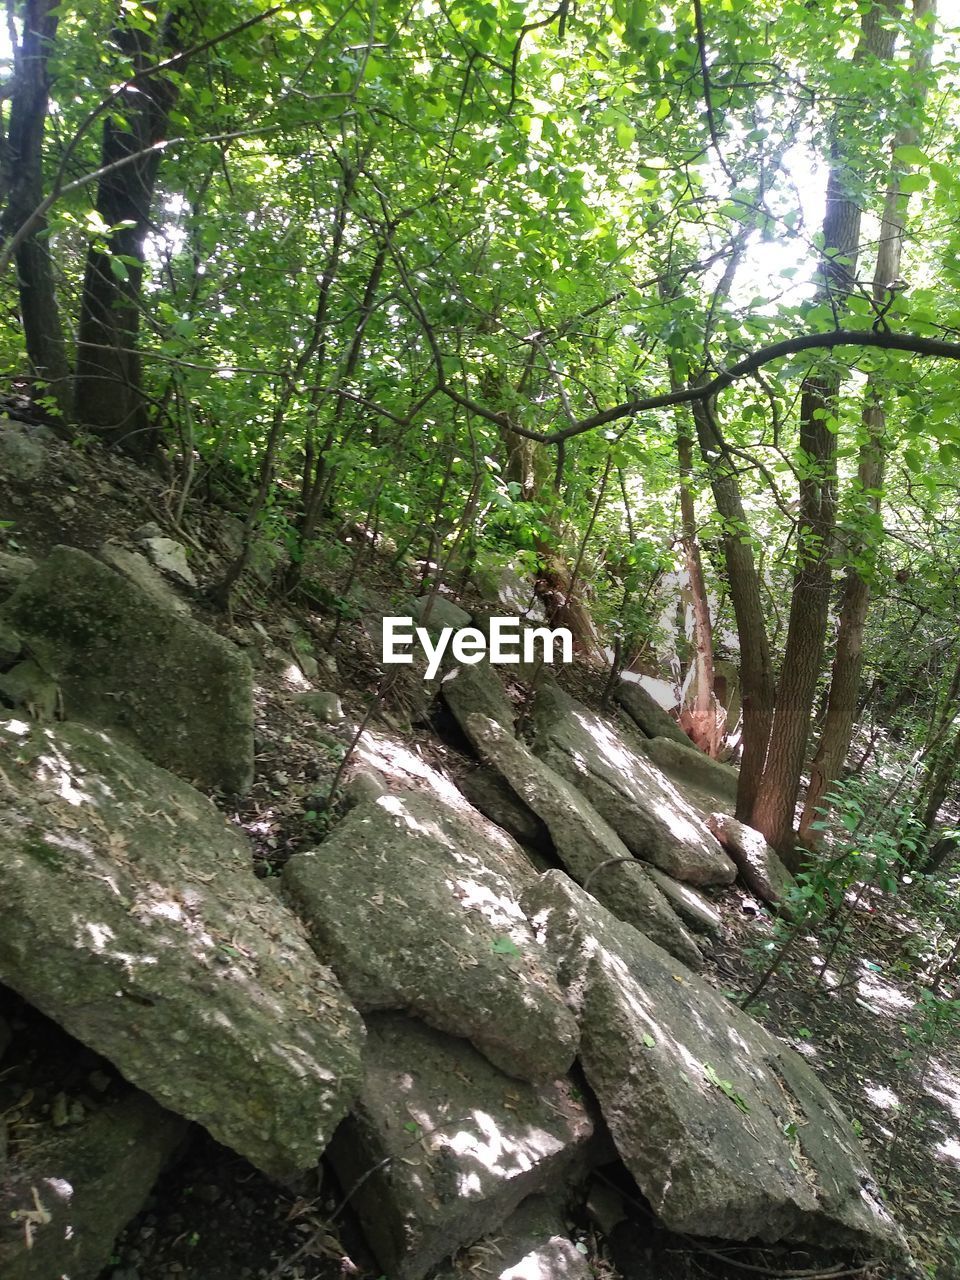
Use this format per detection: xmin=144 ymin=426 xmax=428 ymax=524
xmin=328 ymin=1014 xmax=599 ymax=1279
xmin=523 ymin=871 xmax=905 ymax=1257
xmin=531 ymin=682 xmax=736 ymax=886
xmin=0 ymin=716 xmax=364 ymax=1181
xmin=463 ymin=713 xmax=703 ymax=968
xmin=284 ymin=789 xmax=578 ymax=1083
xmin=1 ymin=545 xmax=254 ymax=793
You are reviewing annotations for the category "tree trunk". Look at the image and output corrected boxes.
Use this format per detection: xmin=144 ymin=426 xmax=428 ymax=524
xmin=799 ymin=0 xmax=935 ymax=841
xmin=920 ymin=720 xmax=960 ymax=838
xmin=1 ymin=0 xmax=71 ymax=417
xmin=692 ymin=397 xmax=775 ymax=818
xmin=751 ymin=0 xmax=902 ymax=855
xmin=799 ymin=411 xmax=884 ymax=837
xmin=73 ymin=7 xmax=181 ymax=456
xmin=294 ymin=233 xmax=389 ymax=565
xmin=669 ymin=366 xmax=721 ymax=756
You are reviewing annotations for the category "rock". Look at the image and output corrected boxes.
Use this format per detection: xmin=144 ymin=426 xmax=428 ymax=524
xmin=531 ymin=684 xmax=736 ymax=887
xmin=1 ymin=546 xmax=255 ymax=794
xmin=642 ymin=736 xmax=740 ymax=812
xmin=647 ymin=867 xmax=722 ymax=936
xmin=51 ymin=1091 xmax=70 ymax=1128
xmin=284 ymin=790 xmax=578 ymax=1084
xmin=98 ymin=543 xmax=190 ymax=616
xmin=295 ymin=690 xmax=344 ymax=723
xmin=442 ymin=660 xmax=516 ymax=734
xmin=472 ymin=564 xmax=546 ymax=622
xmin=133 ymin=522 xmax=163 ymax=540
xmin=706 ymin=813 xmax=797 ymax=905
xmin=137 ymin=536 xmax=197 ymax=588
xmin=615 ymin=678 xmax=690 ymax=745
xmin=0 ymin=619 xmax=22 ymax=665
xmin=0 ymin=1016 xmax=9 ymax=1062
xmin=0 ymin=551 xmax=37 ymax=599
xmin=522 ymin=871 xmax=905 ymax=1256
xmin=0 ymin=422 xmax=46 ymax=483
xmin=218 ymin=514 xmax=245 ymax=557
xmin=458 ymin=766 xmax=550 ymax=850
xmin=412 ymin=594 xmax=472 ymax=631
xmin=0 ymin=657 xmax=59 ymax=717
xmin=299 ymin=654 xmax=320 ymax=680
xmin=327 ymin=1014 xmax=596 ymax=1280
xmin=343 ymin=768 xmax=389 ymax=807
xmin=463 ymin=715 xmax=702 ymax=968
xmin=434 ymin=1196 xmax=591 ymax=1280
xmin=248 ymin=536 xmax=280 ymax=586
xmin=0 ymin=717 xmax=364 ymax=1180
xmin=292 ymin=639 xmax=320 ymax=680
xmin=0 ymin=1090 xmax=187 ymax=1280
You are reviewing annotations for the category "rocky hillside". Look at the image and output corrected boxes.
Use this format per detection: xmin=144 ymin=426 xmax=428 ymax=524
xmin=0 ymin=421 xmax=916 ymax=1279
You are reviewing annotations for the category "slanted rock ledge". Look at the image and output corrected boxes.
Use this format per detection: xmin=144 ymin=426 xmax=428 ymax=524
xmin=0 ymin=716 xmax=364 ymax=1181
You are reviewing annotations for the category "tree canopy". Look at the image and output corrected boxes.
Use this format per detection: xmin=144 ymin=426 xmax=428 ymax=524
xmin=3 ymin=0 xmax=960 ymax=856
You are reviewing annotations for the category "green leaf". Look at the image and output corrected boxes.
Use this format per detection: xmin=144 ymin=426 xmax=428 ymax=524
xmin=492 ymin=937 xmax=521 ymax=956
xmin=703 ymin=1063 xmax=750 ymax=1112
xmin=929 ymin=161 xmax=955 ymax=187
xmin=893 ymin=144 xmax=926 ymax=166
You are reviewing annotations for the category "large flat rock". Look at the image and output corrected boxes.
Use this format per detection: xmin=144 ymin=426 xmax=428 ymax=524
xmin=0 ymin=717 xmax=364 ymax=1180
xmin=522 ymin=871 xmax=905 ymax=1257
xmin=458 ymin=764 xmax=551 ymax=851
xmin=442 ymin=660 xmax=516 ymax=734
xmin=472 ymin=563 xmax=546 ymax=621
xmin=1 ymin=545 xmax=254 ymax=794
xmin=284 ymin=790 xmax=578 ymax=1083
xmin=433 ymin=1195 xmax=592 ymax=1279
xmin=531 ymin=684 xmax=736 ymax=886
xmin=328 ymin=1014 xmax=597 ymax=1280
xmin=647 ymin=866 xmax=723 ymax=936
xmin=0 ymin=1090 xmax=186 ymax=1280
xmin=464 ymin=713 xmax=702 ymax=968
xmin=413 ymin=593 xmax=472 ymax=631
xmin=615 ymin=678 xmax=690 ymax=745
xmin=642 ymin=735 xmax=739 ymax=816
xmin=707 ymin=812 xmax=796 ymax=905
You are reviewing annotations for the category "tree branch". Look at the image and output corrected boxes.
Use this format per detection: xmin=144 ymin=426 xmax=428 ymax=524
xmin=495 ymin=329 xmax=960 ymax=444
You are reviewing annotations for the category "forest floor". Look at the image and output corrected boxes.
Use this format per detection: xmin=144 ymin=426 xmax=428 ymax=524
xmin=716 ymin=887 xmax=960 ymax=1279
xmin=2 ymin=431 xmax=959 ymax=1280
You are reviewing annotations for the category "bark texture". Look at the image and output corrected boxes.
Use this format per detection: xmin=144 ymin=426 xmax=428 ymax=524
xmin=692 ymin=398 xmax=775 ymax=819
xmin=800 ymin=0 xmax=935 ymax=840
xmin=73 ymin=9 xmax=181 ymax=455
xmin=751 ymin=0 xmax=903 ymax=854
xmin=1 ymin=0 xmax=71 ymax=416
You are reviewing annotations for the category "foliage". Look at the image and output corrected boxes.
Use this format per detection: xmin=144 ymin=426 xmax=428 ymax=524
xmin=3 ymin=1 xmax=960 ymax=860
